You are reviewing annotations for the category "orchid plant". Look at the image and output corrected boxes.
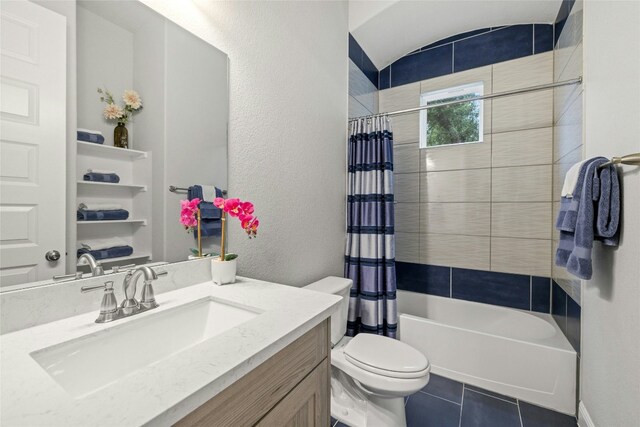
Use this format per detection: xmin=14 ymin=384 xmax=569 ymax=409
xmin=98 ymin=87 xmax=143 ymax=125
xmin=213 ymin=197 xmax=259 ymax=262
xmin=180 ymin=197 xmax=259 ymax=261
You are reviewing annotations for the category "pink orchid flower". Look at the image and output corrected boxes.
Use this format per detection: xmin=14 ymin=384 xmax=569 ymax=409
xmin=180 ymin=198 xmax=201 ymax=229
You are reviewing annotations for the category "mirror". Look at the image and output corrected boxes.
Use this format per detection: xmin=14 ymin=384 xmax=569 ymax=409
xmin=0 ymin=0 xmax=228 ymax=290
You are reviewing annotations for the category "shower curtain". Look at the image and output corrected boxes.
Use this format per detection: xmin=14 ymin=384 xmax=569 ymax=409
xmin=345 ymin=115 xmax=397 ymax=338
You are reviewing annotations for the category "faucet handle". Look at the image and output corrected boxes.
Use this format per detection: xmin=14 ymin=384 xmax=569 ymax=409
xmin=81 ymin=281 xmax=119 ymax=323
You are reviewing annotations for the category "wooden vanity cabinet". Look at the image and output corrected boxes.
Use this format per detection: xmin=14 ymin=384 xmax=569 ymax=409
xmin=174 ymin=319 xmax=330 ymax=427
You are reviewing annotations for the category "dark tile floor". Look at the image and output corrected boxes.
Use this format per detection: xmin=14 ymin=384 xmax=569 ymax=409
xmin=331 ymin=374 xmax=577 ymax=427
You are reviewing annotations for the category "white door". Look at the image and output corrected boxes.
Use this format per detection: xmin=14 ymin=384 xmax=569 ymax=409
xmin=0 ymin=1 xmax=67 ymax=287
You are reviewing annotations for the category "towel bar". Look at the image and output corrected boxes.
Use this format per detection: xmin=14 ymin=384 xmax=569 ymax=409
xmin=168 ymin=185 xmax=227 ymax=195
xmin=598 ymin=153 xmax=640 ymax=169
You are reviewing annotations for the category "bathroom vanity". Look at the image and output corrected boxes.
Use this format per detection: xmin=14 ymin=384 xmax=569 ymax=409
xmin=0 ymin=261 xmax=340 ymax=426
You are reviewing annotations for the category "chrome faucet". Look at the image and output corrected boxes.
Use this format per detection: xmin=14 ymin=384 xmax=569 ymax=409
xmin=77 ymin=253 xmax=105 ymax=277
xmin=81 ymin=266 xmax=167 ymax=323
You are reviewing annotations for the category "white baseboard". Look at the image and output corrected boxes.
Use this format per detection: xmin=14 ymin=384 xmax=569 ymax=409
xmin=578 ymin=401 xmax=595 ymax=427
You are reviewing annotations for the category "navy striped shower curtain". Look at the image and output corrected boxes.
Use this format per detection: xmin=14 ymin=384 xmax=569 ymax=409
xmin=345 ymin=116 xmax=397 ymax=338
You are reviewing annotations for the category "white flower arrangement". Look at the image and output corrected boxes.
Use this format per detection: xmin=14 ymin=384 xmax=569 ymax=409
xmin=98 ymin=87 xmax=143 ymax=124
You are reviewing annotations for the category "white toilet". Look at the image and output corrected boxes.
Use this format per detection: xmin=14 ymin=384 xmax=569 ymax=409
xmin=305 ymin=277 xmax=430 ymax=427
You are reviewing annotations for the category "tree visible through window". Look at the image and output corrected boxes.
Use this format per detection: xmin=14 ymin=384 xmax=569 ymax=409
xmin=419 ymin=82 xmax=484 ymax=148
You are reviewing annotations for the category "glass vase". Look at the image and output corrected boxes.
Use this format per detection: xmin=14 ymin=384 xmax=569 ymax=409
xmin=114 ymin=122 xmax=129 ymax=149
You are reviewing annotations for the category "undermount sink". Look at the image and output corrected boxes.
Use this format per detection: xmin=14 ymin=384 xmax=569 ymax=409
xmin=30 ymin=298 xmax=261 ymax=398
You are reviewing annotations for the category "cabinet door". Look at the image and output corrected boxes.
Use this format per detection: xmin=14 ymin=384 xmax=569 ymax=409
xmin=256 ymin=358 xmax=329 ymax=427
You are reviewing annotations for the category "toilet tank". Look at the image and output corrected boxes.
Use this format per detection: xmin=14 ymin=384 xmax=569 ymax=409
xmin=304 ymin=277 xmax=352 ymax=346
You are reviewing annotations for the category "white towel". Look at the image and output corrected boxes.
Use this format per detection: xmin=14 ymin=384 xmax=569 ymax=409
xmin=77 ymin=128 xmax=103 ymax=135
xmin=201 ymin=185 xmax=218 ymax=202
xmin=561 ymin=159 xmax=590 ymax=198
xmin=79 ymin=237 xmax=129 ymax=251
xmin=86 ymin=169 xmax=117 ymax=174
xmin=78 ymin=202 xmax=123 ymax=211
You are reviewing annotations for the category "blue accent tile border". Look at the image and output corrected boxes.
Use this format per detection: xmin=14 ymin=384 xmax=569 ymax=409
xmin=348 ymin=33 xmax=378 ymax=87
xmin=396 ymin=262 xmax=554 ymax=314
xmin=551 ymin=281 xmax=581 ymax=354
xmin=376 ymin=24 xmax=554 ymax=90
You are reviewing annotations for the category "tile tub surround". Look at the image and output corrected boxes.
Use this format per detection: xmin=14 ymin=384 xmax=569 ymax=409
xmin=349 ymin=33 xmax=378 ymax=87
xmin=387 ymin=52 xmax=555 ymax=280
xmin=397 ymin=262 xmax=551 ymax=313
xmin=332 ymin=374 xmax=577 ymax=427
xmin=378 ymin=24 xmax=554 ymax=90
xmin=552 ymin=280 xmax=581 ymax=354
xmin=0 ymin=276 xmax=341 ymax=426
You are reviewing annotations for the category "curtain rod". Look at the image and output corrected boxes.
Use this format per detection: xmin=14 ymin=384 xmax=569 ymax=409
xmin=349 ymin=77 xmax=583 ymax=122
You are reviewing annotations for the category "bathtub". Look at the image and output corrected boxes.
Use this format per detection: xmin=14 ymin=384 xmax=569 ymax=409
xmin=397 ymin=292 xmax=577 ymax=415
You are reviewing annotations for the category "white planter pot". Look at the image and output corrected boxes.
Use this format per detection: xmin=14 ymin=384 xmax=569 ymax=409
xmin=211 ymin=258 xmax=237 ymax=285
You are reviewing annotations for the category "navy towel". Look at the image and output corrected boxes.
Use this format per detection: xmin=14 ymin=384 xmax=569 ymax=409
xmin=77 ymin=131 xmax=105 ymax=144
xmin=77 ymin=245 xmax=133 ymax=260
xmin=555 ymin=157 xmax=620 ymax=279
xmin=77 ymin=209 xmax=129 ymax=221
xmin=83 ymin=172 xmax=120 ymax=183
xmin=188 ymin=185 xmax=223 ymax=237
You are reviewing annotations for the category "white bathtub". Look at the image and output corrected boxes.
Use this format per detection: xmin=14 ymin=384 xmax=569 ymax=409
xmin=397 ymin=291 xmax=577 ymax=415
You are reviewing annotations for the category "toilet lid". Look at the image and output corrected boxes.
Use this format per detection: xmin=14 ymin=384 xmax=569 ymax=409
xmin=343 ymin=334 xmax=430 ymax=379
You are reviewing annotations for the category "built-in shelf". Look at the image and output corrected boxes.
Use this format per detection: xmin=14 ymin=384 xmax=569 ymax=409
xmin=76 ymin=141 xmax=147 ymax=159
xmin=77 ymin=219 xmax=147 ymax=226
xmin=76 ymin=252 xmax=151 ymax=267
xmin=76 ymin=181 xmax=147 ymax=191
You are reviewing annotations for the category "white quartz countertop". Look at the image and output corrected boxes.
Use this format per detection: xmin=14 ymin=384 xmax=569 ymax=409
xmin=0 ymin=277 xmax=341 ymax=426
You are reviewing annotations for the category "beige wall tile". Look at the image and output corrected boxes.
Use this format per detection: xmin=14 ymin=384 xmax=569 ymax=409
xmin=379 ymin=82 xmax=420 ymax=110
xmin=491 ymin=237 xmax=552 ymax=276
xmin=349 ymin=96 xmax=374 ymax=118
xmin=420 ymin=203 xmax=490 ymax=236
xmin=394 ymin=173 xmax=420 ymax=202
xmin=390 ymin=114 xmax=419 ymax=144
xmin=420 ymin=234 xmax=490 ymax=270
xmin=380 ymin=83 xmax=421 ymax=144
xmin=553 ymin=145 xmax=583 ymax=200
xmin=492 ymin=127 xmax=552 ymax=167
xmin=493 ymin=52 xmax=553 ymax=92
xmin=492 ymin=202 xmax=552 ymax=239
xmin=554 ymin=93 xmax=583 ymax=161
xmin=394 ymin=143 xmax=420 ymax=173
xmin=552 ymin=202 xmax=561 ymax=240
xmin=493 ymin=90 xmax=553 ymax=133
xmin=420 ymin=66 xmax=493 ymax=133
xmin=555 ymin=40 xmax=582 ymax=91
xmin=421 ymin=136 xmax=492 ymax=172
xmin=554 ymin=44 xmax=583 ymax=124
xmin=395 ymin=203 xmax=420 ymax=232
xmin=396 ymin=232 xmax=419 ymax=263
xmin=492 ymin=165 xmax=552 ymax=202
xmin=420 ymin=169 xmax=491 ymax=203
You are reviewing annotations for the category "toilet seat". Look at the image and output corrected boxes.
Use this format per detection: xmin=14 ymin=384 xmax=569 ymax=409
xmin=343 ymin=334 xmax=430 ymax=379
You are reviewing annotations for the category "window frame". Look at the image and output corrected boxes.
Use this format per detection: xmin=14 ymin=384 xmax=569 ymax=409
xmin=419 ymin=81 xmax=484 ymax=149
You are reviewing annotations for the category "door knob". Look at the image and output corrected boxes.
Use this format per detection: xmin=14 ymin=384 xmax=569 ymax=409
xmin=45 ymin=250 xmax=61 ymax=262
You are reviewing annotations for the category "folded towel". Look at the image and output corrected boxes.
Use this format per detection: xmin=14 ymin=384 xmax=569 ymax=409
xmin=86 ymin=169 xmax=117 ymax=174
xmin=561 ymin=159 xmax=590 ymax=198
xmin=83 ymin=172 xmax=120 ymax=183
xmin=555 ymin=157 xmax=620 ymax=279
xmin=188 ymin=185 xmax=223 ymax=238
xmin=77 ymin=209 xmax=129 ymax=221
xmin=79 ymin=237 xmax=129 ymax=251
xmin=188 ymin=185 xmax=222 ymax=220
xmin=77 ymin=128 xmax=105 ymax=144
xmin=77 ymin=245 xmax=133 ymax=260
xmin=78 ymin=202 xmax=123 ymax=211
xmin=201 ymin=185 xmax=218 ymax=201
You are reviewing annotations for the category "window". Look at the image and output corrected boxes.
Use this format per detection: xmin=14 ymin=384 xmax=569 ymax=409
xmin=419 ymin=82 xmax=484 ymax=148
